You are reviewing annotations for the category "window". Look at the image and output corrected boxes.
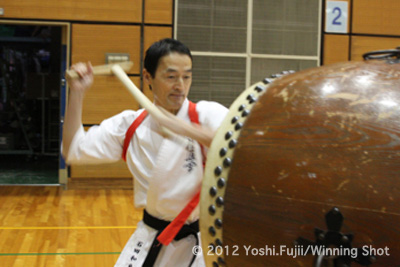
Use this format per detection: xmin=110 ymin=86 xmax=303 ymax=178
xmin=176 ymin=0 xmax=321 ymax=107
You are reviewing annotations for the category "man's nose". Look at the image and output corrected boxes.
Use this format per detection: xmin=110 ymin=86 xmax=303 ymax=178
xmin=174 ymin=77 xmax=185 ymax=90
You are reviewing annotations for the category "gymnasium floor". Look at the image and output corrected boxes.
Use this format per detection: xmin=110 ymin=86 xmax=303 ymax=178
xmin=0 ymin=186 xmax=142 ymax=266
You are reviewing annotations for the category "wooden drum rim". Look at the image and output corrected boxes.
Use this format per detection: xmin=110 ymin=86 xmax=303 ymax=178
xmin=200 ymin=74 xmax=286 ymax=266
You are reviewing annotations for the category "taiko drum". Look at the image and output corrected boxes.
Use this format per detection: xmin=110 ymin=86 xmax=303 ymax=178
xmin=200 ymin=57 xmax=400 ymax=266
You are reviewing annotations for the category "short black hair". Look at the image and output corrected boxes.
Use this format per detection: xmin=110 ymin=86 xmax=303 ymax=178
xmin=144 ymin=38 xmax=192 ymax=77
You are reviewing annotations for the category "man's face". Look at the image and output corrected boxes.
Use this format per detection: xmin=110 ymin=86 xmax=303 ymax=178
xmin=144 ymin=52 xmax=192 ymax=115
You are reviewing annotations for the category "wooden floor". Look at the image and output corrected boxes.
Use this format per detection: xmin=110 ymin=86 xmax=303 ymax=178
xmin=0 ymin=186 xmax=142 ymax=267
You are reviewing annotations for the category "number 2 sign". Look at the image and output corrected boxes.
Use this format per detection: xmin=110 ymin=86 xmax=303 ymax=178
xmin=325 ymin=1 xmax=348 ymax=33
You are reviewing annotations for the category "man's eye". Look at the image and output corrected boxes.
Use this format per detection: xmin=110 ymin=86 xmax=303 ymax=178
xmin=168 ymin=76 xmax=175 ymax=79
xmin=184 ymin=76 xmax=191 ymax=79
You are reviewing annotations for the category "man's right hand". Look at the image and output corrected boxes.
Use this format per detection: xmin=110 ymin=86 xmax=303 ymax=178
xmin=67 ymin=62 xmax=94 ymax=94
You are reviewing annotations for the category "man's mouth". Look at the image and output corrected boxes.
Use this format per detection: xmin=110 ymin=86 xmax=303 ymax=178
xmin=169 ymin=94 xmax=184 ymax=99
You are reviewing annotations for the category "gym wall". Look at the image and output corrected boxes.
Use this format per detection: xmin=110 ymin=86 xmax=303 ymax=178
xmin=323 ymin=0 xmax=400 ymax=65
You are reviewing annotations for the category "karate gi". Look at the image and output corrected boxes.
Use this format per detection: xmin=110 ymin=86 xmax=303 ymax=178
xmin=65 ymin=99 xmax=228 ymax=267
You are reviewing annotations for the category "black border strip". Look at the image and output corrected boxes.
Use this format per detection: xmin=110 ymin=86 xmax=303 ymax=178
xmin=172 ymin=0 xmax=176 ymax=37
xmin=348 ymin=0 xmax=353 ymax=61
xmin=320 ymin=0 xmax=326 ymax=65
xmin=140 ymin=0 xmax=146 ymax=92
xmin=1 ymin=17 xmax=172 ymax=27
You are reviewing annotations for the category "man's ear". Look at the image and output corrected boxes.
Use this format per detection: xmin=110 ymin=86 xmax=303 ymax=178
xmin=143 ymin=69 xmax=153 ymax=90
xmin=143 ymin=69 xmax=151 ymax=84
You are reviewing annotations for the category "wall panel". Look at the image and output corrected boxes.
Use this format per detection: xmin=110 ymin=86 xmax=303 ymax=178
xmin=82 ymin=77 xmax=140 ymax=125
xmin=353 ymin=0 xmax=400 ymax=36
xmin=145 ymin=0 xmax=173 ymax=24
xmin=71 ymin=161 xmax=132 ymax=178
xmin=351 ymin=36 xmax=400 ymax=61
xmin=144 ymin=26 xmax=173 ymax=52
xmin=72 ymin=24 xmax=141 ymax=74
xmin=323 ymin=34 xmax=349 ymax=65
xmin=0 ymin=0 xmax=142 ymax=23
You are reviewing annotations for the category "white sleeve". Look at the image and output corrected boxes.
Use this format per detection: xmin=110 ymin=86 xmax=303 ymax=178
xmin=196 ymin=100 xmax=229 ymax=131
xmin=65 ymin=110 xmax=136 ymax=165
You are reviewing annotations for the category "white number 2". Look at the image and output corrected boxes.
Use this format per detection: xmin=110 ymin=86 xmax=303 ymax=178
xmin=326 ymin=1 xmax=348 ymax=33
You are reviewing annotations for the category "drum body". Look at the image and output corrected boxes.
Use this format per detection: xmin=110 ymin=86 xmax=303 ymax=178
xmin=200 ymin=59 xmax=400 ymax=266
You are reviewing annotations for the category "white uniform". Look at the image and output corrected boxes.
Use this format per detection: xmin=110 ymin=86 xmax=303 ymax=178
xmin=65 ymin=99 xmax=228 ymax=267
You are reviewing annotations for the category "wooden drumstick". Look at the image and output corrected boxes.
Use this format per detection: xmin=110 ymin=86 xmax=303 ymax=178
xmin=65 ymin=61 xmax=133 ymax=80
xmin=110 ymin=64 xmax=184 ymax=140
xmin=111 ymin=64 xmax=213 ymax=147
xmin=111 ymin=64 xmax=162 ymax=119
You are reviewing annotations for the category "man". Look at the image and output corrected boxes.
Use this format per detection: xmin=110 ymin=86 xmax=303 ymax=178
xmin=62 ymin=38 xmax=228 ymax=266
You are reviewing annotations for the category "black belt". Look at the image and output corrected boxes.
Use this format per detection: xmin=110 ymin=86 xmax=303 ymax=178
xmin=142 ymin=209 xmax=199 ymax=267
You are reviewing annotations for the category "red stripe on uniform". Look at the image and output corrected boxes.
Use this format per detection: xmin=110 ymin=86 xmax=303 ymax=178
xmin=121 ymin=110 xmax=148 ymax=161
xmin=156 ymin=191 xmax=200 ymax=246
xmin=188 ymin=101 xmax=200 ymax=124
